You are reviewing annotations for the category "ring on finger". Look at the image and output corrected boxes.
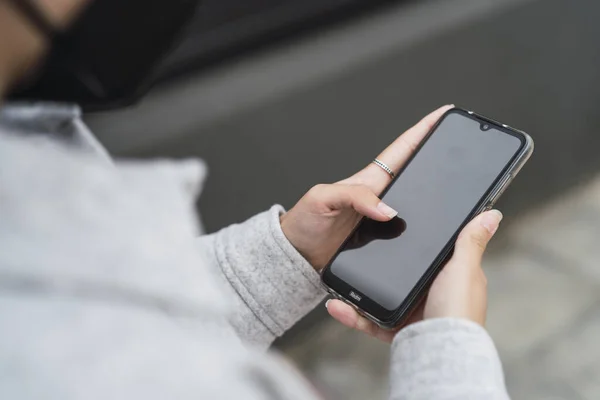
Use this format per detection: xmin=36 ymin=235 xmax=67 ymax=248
xmin=372 ymin=159 xmax=395 ymax=179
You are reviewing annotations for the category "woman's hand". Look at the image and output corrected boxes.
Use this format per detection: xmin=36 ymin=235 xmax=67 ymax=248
xmin=280 ymin=104 xmax=454 ymax=269
xmin=325 ymin=209 xmax=502 ymax=342
xmin=280 ymin=104 xmax=501 ymax=342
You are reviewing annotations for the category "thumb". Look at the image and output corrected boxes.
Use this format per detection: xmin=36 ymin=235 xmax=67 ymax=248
xmin=310 ymin=184 xmax=398 ymax=221
xmin=453 ymin=210 xmax=503 ymax=264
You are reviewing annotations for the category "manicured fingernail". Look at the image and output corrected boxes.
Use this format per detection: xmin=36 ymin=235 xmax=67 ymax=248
xmin=481 ymin=210 xmax=503 ymax=235
xmin=377 ymin=201 xmax=398 ymax=219
xmin=325 ymin=299 xmax=331 ymax=309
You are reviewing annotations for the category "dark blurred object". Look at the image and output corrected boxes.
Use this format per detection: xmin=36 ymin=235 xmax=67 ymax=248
xmin=12 ymin=0 xmax=411 ymax=110
xmin=10 ymin=0 xmax=199 ymax=111
xmin=158 ymin=0 xmax=412 ymax=81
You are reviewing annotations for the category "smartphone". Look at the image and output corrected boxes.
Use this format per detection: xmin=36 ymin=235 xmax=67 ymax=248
xmin=320 ymin=107 xmax=534 ymax=328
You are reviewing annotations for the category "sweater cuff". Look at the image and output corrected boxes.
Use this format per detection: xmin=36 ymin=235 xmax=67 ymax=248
xmin=215 ymin=205 xmax=326 ymax=338
xmin=390 ymin=318 xmax=508 ymax=398
xmin=267 ymin=205 xmax=325 ymax=295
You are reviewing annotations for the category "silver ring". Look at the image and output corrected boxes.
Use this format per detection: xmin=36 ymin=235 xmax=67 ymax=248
xmin=372 ymin=159 xmax=395 ymax=179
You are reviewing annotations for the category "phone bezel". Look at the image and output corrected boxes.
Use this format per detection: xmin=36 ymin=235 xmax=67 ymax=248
xmin=320 ymin=107 xmax=534 ymax=328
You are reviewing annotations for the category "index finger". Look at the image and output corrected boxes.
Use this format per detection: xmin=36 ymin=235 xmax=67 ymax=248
xmin=346 ymin=104 xmax=454 ymax=194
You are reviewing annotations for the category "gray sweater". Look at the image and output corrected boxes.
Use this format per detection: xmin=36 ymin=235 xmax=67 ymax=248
xmin=0 ymin=103 xmax=510 ymax=399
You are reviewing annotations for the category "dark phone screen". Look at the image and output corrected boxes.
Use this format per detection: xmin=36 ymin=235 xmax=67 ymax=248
xmin=330 ymin=112 xmax=523 ymax=311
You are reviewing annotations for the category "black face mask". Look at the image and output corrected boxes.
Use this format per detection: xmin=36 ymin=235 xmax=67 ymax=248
xmin=7 ymin=0 xmax=200 ymax=111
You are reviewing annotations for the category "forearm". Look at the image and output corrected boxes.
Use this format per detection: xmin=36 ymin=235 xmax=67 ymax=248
xmin=198 ymin=205 xmax=326 ymax=349
xmin=389 ymin=318 xmax=510 ymax=400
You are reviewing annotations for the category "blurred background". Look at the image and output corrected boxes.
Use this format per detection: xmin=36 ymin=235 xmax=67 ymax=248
xmin=86 ymin=0 xmax=600 ymax=398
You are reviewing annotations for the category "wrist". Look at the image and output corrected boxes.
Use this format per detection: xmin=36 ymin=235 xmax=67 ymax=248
xmin=279 ymin=209 xmax=325 ymax=271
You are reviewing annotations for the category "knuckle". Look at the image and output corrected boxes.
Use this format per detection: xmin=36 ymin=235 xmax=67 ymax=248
xmin=398 ymin=136 xmax=418 ymax=153
xmin=356 ymin=316 xmax=377 ymax=336
xmin=467 ymin=230 xmax=488 ymax=250
xmin=307 ymin=184 xmax=328 ymax=199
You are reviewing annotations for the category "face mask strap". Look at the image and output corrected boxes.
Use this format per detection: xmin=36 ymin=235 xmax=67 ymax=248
xmin=5 ymin=0 xmax=57 ymax=39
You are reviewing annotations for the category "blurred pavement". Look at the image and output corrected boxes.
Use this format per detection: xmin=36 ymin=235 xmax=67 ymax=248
xmin=279 ymin=175 xmax=600 ymax=400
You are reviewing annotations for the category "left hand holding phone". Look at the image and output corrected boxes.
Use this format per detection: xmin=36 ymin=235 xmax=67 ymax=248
xmin=325 ymin=209 xmax=502 ymax=343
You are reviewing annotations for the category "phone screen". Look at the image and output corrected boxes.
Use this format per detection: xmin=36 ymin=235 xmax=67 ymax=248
xmin=329 ymin=111 xmax=524 ymax=312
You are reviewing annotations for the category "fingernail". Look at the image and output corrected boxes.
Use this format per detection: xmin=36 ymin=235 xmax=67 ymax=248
xmin=325 ymin=299 xmax=331 ymax=309
xmin=481 ymin=210 xmax=503 ymax=235
xmin=377 ymin=201 xmax=398 ymax=219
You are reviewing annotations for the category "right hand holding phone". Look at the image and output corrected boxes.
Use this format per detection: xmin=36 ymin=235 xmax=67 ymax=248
xmin=326 ymin=209 xmax=503 ymax=342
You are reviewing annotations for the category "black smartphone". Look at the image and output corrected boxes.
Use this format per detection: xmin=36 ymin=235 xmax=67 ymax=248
xmin=321 ymin=107 xmax=534 ymax=328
